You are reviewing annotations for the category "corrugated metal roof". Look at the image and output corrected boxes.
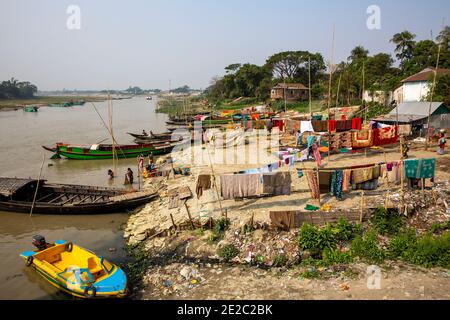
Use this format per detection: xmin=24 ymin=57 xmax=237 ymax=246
xmin=388 ymin=102 xmax=444 ymax=117
xmin=373 ymin=114 xmax=426 ymax=123
xmin=0 ymin=177 xmax=37 ymax=197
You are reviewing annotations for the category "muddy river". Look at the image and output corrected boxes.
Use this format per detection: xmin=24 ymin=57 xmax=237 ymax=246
xmin=0 ymin=97 xmax=167 ymax=299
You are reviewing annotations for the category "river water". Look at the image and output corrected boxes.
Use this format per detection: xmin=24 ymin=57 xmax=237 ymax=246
xmin=0 ymin=97 xmax=168 ymax=299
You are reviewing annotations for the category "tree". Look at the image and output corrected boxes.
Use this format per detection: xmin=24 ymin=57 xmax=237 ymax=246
xmin=0 ymin=78 xmax=37 ymax=99
xmin=224 ymin=64 xmax=241 ymax=74
xmin=390 ymin=31 xmax=416 ymax=70
xmin=436 ymin=25 xmax=450 ymax=50
xmin=428 ymin=74 xmax=450 ymax=105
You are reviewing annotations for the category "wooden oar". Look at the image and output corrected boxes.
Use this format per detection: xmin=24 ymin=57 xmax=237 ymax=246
xmin=30 ymin=154 xmax=46 ymax=217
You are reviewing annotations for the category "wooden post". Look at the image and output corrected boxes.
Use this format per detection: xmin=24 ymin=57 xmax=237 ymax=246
xmin=137 ymin=157 xmax=141 ymax=190
xmin=30 ymin=154 xmax=46 ymax=217
xmin=316 ymin=165 xmax=321 ymax=208
xmin=359 ymin=190 xmax=364 ymax=223
xmin=184 ymin=202 xmax=195 ymax=229
xmin=383 ymin=150 xmax=390 ymax=209
xmin=170 ymin=213 xmax=177 ymax=229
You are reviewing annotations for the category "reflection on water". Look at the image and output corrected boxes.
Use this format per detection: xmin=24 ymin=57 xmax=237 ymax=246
xmin=0 ymin=97 xmax=166 ymax=299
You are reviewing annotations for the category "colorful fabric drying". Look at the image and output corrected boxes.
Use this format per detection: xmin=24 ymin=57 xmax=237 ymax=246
xmin=262 ymin=172 xmax=292 ymax=195
xmin=331 ymin=170 xmax=344 ymax=200
xmin=305 ymin=171 xmax=320 ymax=199
xmin=404 ymin=158 xmax=436 ymax=179
xmin=220 ymin=174 xmax=261 ymax=199
xmin=351 ymin=129 xmax=373 ymax=149
xmin=373 ymin=125 xmax=398 ymax=146
xmin=351 ymin=118 xmax=362 ymax=130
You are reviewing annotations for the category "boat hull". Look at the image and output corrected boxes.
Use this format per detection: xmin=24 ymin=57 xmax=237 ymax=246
xmin=0 ymin=193 xmax=157 ymax=214
xmin=20 ymin=242 xmax=128 ymax=298
xmin=43 ymin=144 xmax=174 ymax=160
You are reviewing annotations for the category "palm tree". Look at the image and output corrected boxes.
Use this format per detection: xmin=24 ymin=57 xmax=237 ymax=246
xmin=390 ymin=31 xmax=416 ymax=70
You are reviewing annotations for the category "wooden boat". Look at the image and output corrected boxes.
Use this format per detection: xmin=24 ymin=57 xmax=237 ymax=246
xmin=133 ymin=137 xmax=183 ymax=144
xmin=20 ymin=237 xmax=127 ymax=298
xmin=42 ymin=142 xmax=173 ymax=160
xmin=24 ymin=106 xmax=38 ymax=112
xmin=0 ymin=177 xmax=157 ymax=214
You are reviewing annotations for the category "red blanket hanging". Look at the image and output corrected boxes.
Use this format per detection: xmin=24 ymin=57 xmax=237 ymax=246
xmin=373 ymin=126 xmax=398 ymax=146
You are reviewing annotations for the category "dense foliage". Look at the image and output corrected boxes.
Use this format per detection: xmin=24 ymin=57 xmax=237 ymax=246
xmin=0 ymin=78 xmax=37 ymax=99
xmin=206 ymin=26 xmax=450 ymax=106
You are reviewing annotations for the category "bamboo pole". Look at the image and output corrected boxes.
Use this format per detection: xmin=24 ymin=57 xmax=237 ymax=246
xmin=360 ymin=190 xmax=364 ymax=223
xmin=425 ymin=38 xmax=442 ymax=151
xmin=326 ymin=24 xmax=336 ymax=164
xmin=335 ymin=74 xmax=342 ymax=109
xmin=30 ymin=154 xmax=46 ymax=217
xmin=316 ymin=164 xmax=321 ymax=207
xmin=308 ymin=55 xmax=312 ymax=120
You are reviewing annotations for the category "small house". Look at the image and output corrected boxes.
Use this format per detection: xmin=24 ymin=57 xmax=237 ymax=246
xmin=395 ymin=68 xmax=450 ymax=103
xmin=373 ymin=101 xmax=450 ymax=133
xmin=270 ymin=83 xmax=309 ymax=101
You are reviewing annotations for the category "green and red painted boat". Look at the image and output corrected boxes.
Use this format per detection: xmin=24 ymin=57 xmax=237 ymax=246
xmin=42 ymin=142 xmax=174 ymax=160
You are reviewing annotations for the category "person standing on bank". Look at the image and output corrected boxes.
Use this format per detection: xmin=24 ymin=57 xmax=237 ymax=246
xmin=437 ymin=130 xmax=446 ymax=155
xmin=124 ymin=168 xmax=134 ymax=185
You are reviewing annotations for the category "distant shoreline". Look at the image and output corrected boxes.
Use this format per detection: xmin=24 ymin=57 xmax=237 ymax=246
xmin=0 ymin=95 xmax=130 ymax=111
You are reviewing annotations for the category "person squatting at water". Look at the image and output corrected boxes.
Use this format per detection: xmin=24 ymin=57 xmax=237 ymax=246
xmin=107 ymin=169 xmax=115 ymax=179
xmin=124 ymin=168 xmax=134 ymax=185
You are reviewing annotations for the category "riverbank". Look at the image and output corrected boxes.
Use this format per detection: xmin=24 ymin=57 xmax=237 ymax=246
xmin=155 ymin=95 xmax=325 ymax=116
xmin=123 ymin=135 xmax=450 ymax=299
xmin=0 ymin=96 xmax=107 ymax=111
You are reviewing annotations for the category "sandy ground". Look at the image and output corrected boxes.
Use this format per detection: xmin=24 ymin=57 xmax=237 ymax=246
xmin=125 ymin=132 xmax=450 ymax=300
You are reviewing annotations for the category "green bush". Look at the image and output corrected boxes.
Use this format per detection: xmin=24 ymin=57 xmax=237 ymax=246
xmin=322 ymin=248 xmax=353 ymax=265
xmin=217 ymin=244 xmax=240 ymax=262
xmin=351 ymin=231 xmax=386 ymax=263
xmin=299 ymin=268 xmax=321 ymax=279
xmin=430 ymin=221 xmax=450 ymax=234
xmin=370 ymin=207 xmax=404 ymax=235
xmin=388 ymin=229 xmax=417 ymax=259
xmin=297 ymin=224 xmax=337 ymax=257
xmin=333 ymin=218 xmax=362 ymax=242
xmin=272 ymin=254 xmax=288 ymax=267
xmin=403 ymin=232 xmax=450 ymax=268
xmin=208 ymin=218 xmax=231 ymax=244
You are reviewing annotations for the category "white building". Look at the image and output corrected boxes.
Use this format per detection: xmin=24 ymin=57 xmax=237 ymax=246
xmin=395 ymin=68 xmax=450 ymax=103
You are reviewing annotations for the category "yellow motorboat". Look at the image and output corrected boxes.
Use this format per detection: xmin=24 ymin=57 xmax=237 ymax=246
xmin=20 ymin=235 xmax=128 ymax=299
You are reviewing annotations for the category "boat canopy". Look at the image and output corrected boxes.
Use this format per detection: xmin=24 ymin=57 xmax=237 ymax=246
xmin=0 ymin=177 xmax=39 ymax=197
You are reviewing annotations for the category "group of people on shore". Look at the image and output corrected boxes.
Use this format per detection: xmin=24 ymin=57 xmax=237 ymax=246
xmin=107 ymin=152 xmax=156 ymax=185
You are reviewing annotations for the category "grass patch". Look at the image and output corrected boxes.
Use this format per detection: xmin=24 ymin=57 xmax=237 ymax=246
xmin=389 ymin=230 xmax=450 ymax=268
xmin=217 ymin=244 xmax=240 ymax=262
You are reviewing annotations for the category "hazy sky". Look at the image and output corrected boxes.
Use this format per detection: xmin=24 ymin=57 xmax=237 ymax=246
xmin=0 ymin=0 xmax=448 ymax=91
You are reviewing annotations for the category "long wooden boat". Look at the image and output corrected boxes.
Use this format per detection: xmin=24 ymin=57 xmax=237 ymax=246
xmin=133 ymin=137 xmax=183 ymax=144
xmin=0 ymin=177 xmax=157 ymax=215
xmin=42 ymin=142 xmax=173 ymax=160
xmin=20 ymin=238 xmax=127 ymax=298
xmin=24 ymin=106 xmax=39 ymax=112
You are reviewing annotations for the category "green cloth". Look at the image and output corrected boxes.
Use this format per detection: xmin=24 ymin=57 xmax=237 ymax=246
xmin=307 ymin=136 xmax=316 ymax=148
xmin=305 ymin=204 xmax=320 ymax=211
xmin=404 ymin=158 xmax=435 ymax=179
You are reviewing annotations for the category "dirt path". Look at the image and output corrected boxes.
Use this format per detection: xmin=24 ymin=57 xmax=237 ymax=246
xmin=140 ymin=262 xmax=450 ymax=300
